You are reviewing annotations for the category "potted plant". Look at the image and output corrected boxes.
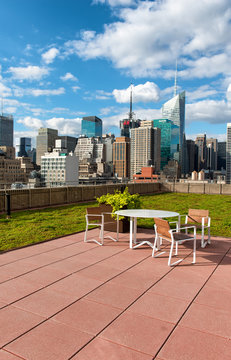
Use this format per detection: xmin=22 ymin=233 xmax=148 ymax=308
xmin=96 ymin=187 xmax=141 ymax=233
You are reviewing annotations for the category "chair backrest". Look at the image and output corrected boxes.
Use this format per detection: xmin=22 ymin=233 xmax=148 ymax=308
xmin=188 ymin=209 xmax=209 ymax=224
xmin=86 ymin=207 xmax=102 ymax=221
xmin=154 ymin=217 xmax=171 ymax=240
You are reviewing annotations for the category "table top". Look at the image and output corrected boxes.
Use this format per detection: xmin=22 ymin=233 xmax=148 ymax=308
xmin=115 ymin=209 xmax=179 ymax=219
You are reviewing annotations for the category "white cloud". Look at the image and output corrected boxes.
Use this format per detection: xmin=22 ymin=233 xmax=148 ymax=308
xmin=17 ymin=116 xmax=44 ymax=129
xmin=72 ymin=86 xmax=80 ymax=92
xmin=113 ymin=82 xmax=159 ymax=103
xmin=187 ymin=85 xmax=218 ymax=102
xmin=65 ymin=0 xmax=231 ymax=78
xmin=30 ymin=87 xmax=65 ymax=97
xmin=0 ymin=82 xmax=12 ymax=97
xmin=92 ymin=0 xmax=136 ymax=6
xmin=60 ymin=72 xmax=78 ymax=81
xmin=8 ymin=65 xmax=49 ymax=81
xmin=186 ymin=99 xmax=231 ymax=125
xmin=45 ymin=117 xmax=82 ymax=136
xmin=41 ymin=47 xmax=59 ymax=64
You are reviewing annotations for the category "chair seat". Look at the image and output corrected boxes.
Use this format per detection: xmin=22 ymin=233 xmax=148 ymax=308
xmin=173 ymin=232 xmax=196 ymax=241
xmin=181 ymin=223 xmax=203 ymax=230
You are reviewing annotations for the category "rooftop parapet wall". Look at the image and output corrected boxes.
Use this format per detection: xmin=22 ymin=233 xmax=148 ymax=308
xmin=0 ymin=182 xmax=162 ymax=212
xmin=0 ymin=182 xmax=230 ymax=213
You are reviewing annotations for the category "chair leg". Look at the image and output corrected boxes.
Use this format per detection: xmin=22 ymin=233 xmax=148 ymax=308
xmin=208 ymin=227 xmax=211 ymax=244
xmin=193 ymin=237 xmax=196 ymax=263
xmin=152 ymin=234 xmax=158 ymax=257
xmin=175 ymin=241 xmax=178 ymax=256
xmin=84 ymin=227 xmax=88 ymax=242
xmin=201 ymin=227 xmax=205 ymax=248
xmin=168 ymin=240 xmax=175 ymax=266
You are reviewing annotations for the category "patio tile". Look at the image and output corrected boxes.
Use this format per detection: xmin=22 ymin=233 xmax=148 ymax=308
xmin=49 ymin=273 xmax=103 ymax=298
xmin=128 ymin=292 xmax=189 ymax=324
xmin=85 ymin=282 xmax=143 ymax=309
xmin=110 ymin=267 xmax=160 ymax=290
xmin=14 ymin=287 xmax=78 ymax=318
xmin=72 ymin=338 xmax=153 ymax=360
xmin=53 ymin=299 xmax=121 ymax=335
xmin=4 ymin=319 xmax=93 ymax=360
xmin=46 ymin=257 xmax=91 ymax=274
xmin=158 ymin=325 xmax=231 ymax=360
xmin=100 ymin=251 xmax=149 ymax=270
xmin=194 ymin=284 xmax=231 ymax=312
xmin=148 ymin=270 xmax=204 ymax=301
xmin=0 ymin=305 xmax=44 ymax=347
xmin=78 ymin=263 xmax=122 ymax=282
xmin=20 ymin=266 xmax=67 ymax=286
xmin=100 ymin=312 xmax=174 ymax=356
xmin=0 ymin=260 xmax=40 ymax=283
xmin=0 ymin=277 xmax=43 ymax=304
xmin=180 ymin=302 xmax=231 ymax=339
xmin=0 ymin=350 xmax=23 ymax=359
xmin=207 ymin=270 xmax=231 ymax=292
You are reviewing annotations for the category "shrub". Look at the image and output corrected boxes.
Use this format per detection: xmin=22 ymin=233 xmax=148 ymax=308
xmin=96 ymin=187 xmax=141 ymax=219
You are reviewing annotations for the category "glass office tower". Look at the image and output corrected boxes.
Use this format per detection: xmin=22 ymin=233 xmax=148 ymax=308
xmin=0 ymin=114 xmax=13 ymax=147
xmin=82 ymin=116 xmax=102 ymax=138
xmin=162 ymin=91 xmax=186 ymax=172
xmin=18 ymin=137 xmax=31 ymax=157
xmin=153 ymin=119 xmax=179 ymax=169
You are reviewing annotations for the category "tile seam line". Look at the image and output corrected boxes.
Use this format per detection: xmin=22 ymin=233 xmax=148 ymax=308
xmin=0 ymin=233 xmax=93 ymax=268
xmin=0 ymin=230 xmax=137 ymax=268
xmin=67 ymin=248 xmax=193 ymax=359
xmin=0 ymin=243 xmax=131 ymax=310
xmin=0 ymin=238 xmax=126 ymax=285
xmin=1 ymin=242 xmax=210 ymax=355
xmin=152 ymin=244 xmax=231 ymax=359
xmin=1 ymin=348 xmax=26 ymax=360
xmin=1 ymin=250 xmax=154 ymax=350
xmin=176 ymin=323 xmax=231 ymax=341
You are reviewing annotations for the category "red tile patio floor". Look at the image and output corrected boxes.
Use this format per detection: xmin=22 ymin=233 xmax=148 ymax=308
xmin=0 ymin=228 xmax=231 ymax=359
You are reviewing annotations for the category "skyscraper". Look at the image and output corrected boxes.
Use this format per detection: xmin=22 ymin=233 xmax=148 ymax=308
xmin=153 ymin=118 xmax=179 ymax=169
xmin=226 ymin=123 xmax=231 ymax=184
xmin=206 ymin=138 xmax=218 ymax=171
xmin=120 ymin=84 xmax=140 ymax=137
xmin=113 ymin=137 xmax=130 ymax=179
xmin=195 ymin=134 xmax=207 ymax=171
xmin=217 ymin=141 xmax=226 ymax=170
xmin=18 ymin=137 xmax=31 ymax=157
xmin=82 ymin=116 xmax=102 ymax=137
xmin=0 ymin=114 xmax=13 ymax=147
xmin=36 ymin=128 xmax=59 ymax=166
xmin=162 ymin=91 xmax=186 ymax=171
xmin=130 ymin=126 xmax=160 ymax=178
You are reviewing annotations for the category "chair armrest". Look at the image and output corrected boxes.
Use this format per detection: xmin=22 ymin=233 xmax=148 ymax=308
xmin=202 ymin=216 xmax=211 ymax=226
xmin=170 ymin=225 xmax=196 ymax=233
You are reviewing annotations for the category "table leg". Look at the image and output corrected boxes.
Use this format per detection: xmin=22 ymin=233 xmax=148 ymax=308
xmin=130 ymin=217 xmax=133 ymax=249
xmin=134 ymin=217 xmax=137 ymax=244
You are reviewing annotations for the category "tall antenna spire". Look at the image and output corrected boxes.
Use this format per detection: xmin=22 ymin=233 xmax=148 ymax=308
xmin=129 ymin=82 xmax=133 ymax=121
xmin=174 ymin=59 xmax=178 ymax=97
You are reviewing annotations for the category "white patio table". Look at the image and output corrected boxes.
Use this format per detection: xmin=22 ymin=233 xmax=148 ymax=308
xmin=115 ymin=209 xmax=179 ymax=249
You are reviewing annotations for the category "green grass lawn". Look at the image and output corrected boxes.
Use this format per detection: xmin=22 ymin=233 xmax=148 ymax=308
xmin=0 ymin=192 xmax=230 ymax=252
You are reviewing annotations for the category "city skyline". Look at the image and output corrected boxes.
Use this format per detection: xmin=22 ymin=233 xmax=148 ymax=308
xmin=1 ymin=0 xmax=231 ymax=146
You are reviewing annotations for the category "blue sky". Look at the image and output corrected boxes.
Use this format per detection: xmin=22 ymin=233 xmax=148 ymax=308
xmin=0 ymin=0 xmax=231 ymax=147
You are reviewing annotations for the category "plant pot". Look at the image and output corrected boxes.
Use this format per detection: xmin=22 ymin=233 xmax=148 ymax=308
xmin=98 ymin=204 xmax=129 ymax=233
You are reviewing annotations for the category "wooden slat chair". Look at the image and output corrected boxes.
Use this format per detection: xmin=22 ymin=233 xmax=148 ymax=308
xmin=84 ymin=207 xmax=119 ymax=246
xmin=152 ymin=217 xmax=197 ymax=266
xmin=179 ymin=209 xmax=211 ymax=248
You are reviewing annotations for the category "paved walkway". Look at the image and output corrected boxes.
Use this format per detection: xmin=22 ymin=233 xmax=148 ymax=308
xmin=0 ymin=228 xmax=231 ymax=360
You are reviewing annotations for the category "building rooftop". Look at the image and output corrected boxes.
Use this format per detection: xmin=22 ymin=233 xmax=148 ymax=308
xmin=0 ymin=229 xmax=230 ymax=359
